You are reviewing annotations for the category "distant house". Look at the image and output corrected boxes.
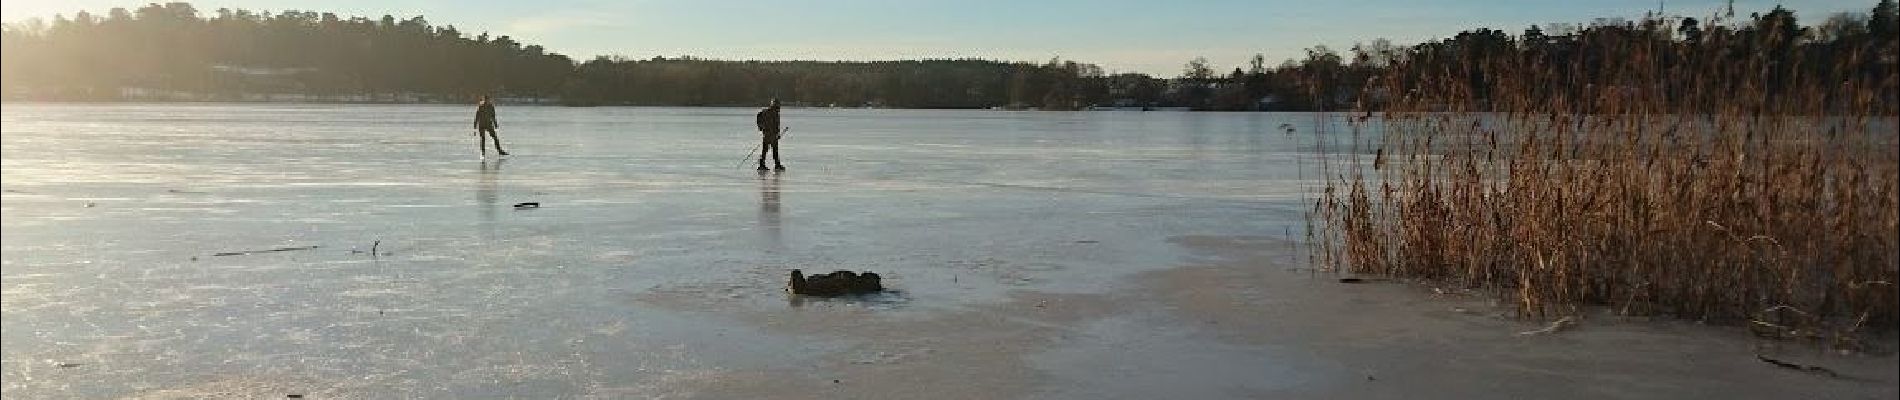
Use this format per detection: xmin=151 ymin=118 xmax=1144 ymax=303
xmin=119 ymin=87 xmax=203 ymax=101
xmin=497 ymin=96 xmax=552 ymax=105
xmin=209 ymin=65 xmax=313 ymax=97
xmin=210 ymin=65 xmax=318 ymax=76
xmin=1256 ymin=94 xmax=1281 ymax=110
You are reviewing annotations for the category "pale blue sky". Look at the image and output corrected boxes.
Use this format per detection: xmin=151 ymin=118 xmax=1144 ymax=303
xmin=2 ymin=0 xmax=1878 ymax=76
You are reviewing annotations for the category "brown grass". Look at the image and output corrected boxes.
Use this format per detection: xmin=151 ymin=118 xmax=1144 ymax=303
xmin=1308 ymin=14 xmax=1899 ymax=343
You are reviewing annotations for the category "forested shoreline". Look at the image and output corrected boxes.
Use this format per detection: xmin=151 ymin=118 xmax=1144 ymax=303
xmin=3 ymin=1 xmax=1893 ymax=112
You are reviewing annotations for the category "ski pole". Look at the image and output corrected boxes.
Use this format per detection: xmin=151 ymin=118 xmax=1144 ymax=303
xmin=737 ymin=141 xmax=762 ymax=169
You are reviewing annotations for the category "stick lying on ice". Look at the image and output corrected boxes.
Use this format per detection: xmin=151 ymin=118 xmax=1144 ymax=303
xmin=213 ymin=245 xmax=321 ymax=257
xmin=1756 ymin=355 xmax=1841 ymax=378
xmin=1517 ymin=316 xmax=1577 ymax=336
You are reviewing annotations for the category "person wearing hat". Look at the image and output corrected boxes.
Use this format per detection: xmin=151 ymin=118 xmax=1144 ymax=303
xmin=755 ymin=99 xmax=785 ymax=171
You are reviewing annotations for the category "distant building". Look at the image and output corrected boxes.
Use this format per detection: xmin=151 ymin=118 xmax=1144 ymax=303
xmin=210 ymin=65 xmax=319 ymax=76
xmin=1256 ymin=94 xmax=1281 ymax=110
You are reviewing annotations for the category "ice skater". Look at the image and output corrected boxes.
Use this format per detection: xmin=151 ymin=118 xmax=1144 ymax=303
xmin=474 ymin=95 xmax=509 ymax=157
xmin=755 ymin=98 xmax=784 ymax=171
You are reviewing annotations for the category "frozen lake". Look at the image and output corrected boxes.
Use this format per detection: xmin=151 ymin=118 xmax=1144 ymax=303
xmin=1 ymin=104 xmax=1324 ymax=397
xmin=3 ymin=104 xmax=1893 ymax=399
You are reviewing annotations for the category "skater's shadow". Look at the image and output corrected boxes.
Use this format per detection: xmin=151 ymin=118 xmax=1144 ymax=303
xmin=788 ymin=289 xmax=910 ymax=310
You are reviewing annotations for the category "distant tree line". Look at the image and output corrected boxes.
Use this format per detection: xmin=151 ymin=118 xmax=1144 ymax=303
xmin=3 ymin=1 xmax=1894 ymax=112
xmin=557 ymin=57 xmax=1125 ymax=109
xmin=0 ymin=2 xmax=1131 ymax=109
xmin=1366 ymin=1 xmax=1899 ymax=115
xmin=1 ymin=3 xmax=572 ymax=101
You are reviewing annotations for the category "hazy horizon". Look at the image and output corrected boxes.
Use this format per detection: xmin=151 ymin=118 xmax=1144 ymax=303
xmin=1 ymin=0 xmax=1880 ymax=76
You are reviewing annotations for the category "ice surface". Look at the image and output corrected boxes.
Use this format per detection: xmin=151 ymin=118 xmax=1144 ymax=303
xmin=11 ymin=104 xmax=1888 ymax=399
xmin=1 ymin=104 xmax=1325 ymax=397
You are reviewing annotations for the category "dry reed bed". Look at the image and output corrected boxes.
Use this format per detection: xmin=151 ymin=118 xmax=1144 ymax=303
xmin=1308 ymin=13 xmax=1899 ymax=342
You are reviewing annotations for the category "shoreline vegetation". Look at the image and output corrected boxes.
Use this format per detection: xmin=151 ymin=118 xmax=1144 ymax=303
xmin=11 ymin=2 xmax=1890 ymax=113
xmin=1309 ymin=2 xmax=1899 ymax=347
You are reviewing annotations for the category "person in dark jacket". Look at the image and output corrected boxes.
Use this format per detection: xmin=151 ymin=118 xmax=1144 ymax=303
xmin=756 ymin=99 xmax=783 ymax=171
xmin=474 ymin=95 xmax=508 ymax=156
